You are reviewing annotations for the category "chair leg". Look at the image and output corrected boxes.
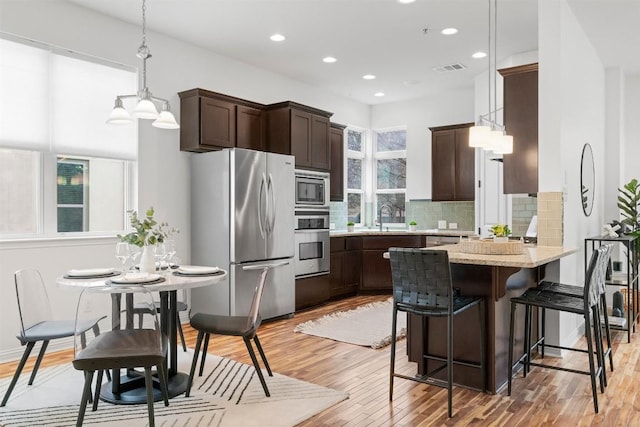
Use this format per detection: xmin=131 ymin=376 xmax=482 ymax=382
xmin=144 ymin=367 xmax=156 ymax=427
xmin=524 ymin=305 xmax=531 ymax=376
xmin=199 ymin=333 xmax=210 ymax=377
xmin=447 ymin=310 xmax=453 ymax=418
xmin=157 ymin=363 xmax=170 ymax=406
xmin=244 ymin=337 xmax=270 ymax=397
xmin=507 ymin=302 xmax=516 ymax=396
xmin=592 ymin=306 xmax=606 ymax=391
xmin=176 ymin=312 xmax=187 ymax=352
xmin=28 ymin=340 xmax=50 ymax=385
xmin=541 ymin=307 xmax=546 ymax=358
xmin=583 ymin=312 xmax=599 ymax=413
xmin=601 ymin=294 xmax=614 ymax=371
xmin=76 ymin=371 xmax=94 ymax=427
xmin=1 ymin=341 xmax=35 ymax=407
xmin=253 ymin=335 xmax=273 ymax=376
xmin=389 ymin=306 xmax=398 ymax=401
xmin=186 ymin=331 xmax=204 ymax=397
xmin=92 ymin=370 xmax=104 ymax=411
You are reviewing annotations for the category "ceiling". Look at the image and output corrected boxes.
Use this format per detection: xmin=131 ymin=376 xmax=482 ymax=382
xmin=68 ymin=0 xmax=639 ymax=106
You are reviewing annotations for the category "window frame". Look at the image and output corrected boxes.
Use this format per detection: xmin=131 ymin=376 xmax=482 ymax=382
xmin=373 ymin=126 xmax=407 ymax=227
xmin=346 ymin=126 xmax=368 ymax=226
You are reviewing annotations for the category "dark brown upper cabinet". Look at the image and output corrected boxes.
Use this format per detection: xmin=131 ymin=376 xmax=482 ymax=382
xmin=266 ymin=102 xmax=332 ymax=171
xmin=499 ymin=63 xmax=538 ymax=194
xmin=430 ymin=123 xmax=475 ymax=201
xmin=178 ymin=88 xmax=265 ymax=152
xmin=330 ymin=123 xmax=346 ymax=201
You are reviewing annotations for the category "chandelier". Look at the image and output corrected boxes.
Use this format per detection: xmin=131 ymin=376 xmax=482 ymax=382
xmin=106 ymin=0 xmax=179 ymax=129
xmin=469 ymin=0 xmax=512 ymax=154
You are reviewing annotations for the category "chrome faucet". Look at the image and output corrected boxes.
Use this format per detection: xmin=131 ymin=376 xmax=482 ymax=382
xmin=378 ymin=203 xmax=394 ymax=232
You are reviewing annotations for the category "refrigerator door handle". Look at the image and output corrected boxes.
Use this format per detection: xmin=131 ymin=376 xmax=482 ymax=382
xmin=258 ymin=172 xmax=267 ymax=238
xmin=267 ymin=173 xmax=276 ymax=237
xmin=241 ymin=259 xmax=290 ymax=271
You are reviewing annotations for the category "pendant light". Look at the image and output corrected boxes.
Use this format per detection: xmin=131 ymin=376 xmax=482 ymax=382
xmin=106 ymin=0 xmax=179 ymax=129
xmin=469 ymin=0 xmax=512 ymax=154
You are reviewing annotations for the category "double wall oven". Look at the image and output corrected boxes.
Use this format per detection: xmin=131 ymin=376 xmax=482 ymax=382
xmin=294 ymin=169 xmax=330 ymax=278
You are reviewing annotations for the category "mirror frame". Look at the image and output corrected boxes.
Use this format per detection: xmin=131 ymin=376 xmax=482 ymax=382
xmin=580 ymin=143 xmax=595 ymax=217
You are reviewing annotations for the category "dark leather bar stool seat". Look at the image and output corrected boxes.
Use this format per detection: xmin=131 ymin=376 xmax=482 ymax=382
xmin=388 ymin=248 xmax=485 ymax=418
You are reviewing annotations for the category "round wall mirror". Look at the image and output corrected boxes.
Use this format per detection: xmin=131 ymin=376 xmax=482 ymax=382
xmin=581 ymin=143 xmax=595 ymax=216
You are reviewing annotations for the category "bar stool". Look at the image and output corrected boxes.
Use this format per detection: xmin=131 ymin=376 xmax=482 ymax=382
xmin=507 ymin=244 xmax=611 ymax=413
xmin=388 ymin=248 xmax=485 ymax=418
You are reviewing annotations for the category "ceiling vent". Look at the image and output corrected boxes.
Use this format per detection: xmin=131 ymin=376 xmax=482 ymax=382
xmin=432 ymin=63 xmax=467 ymax=72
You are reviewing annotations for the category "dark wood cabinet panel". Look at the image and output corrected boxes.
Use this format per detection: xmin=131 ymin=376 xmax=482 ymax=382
xmin=430 ymin=123 xmax=475 ymax=201
xmin=266 ymin=102 xmax=333 ymax=171
xmin=236 ymin=105 xmax=265 ymax=151
xmin=330 ymin=124 xmax=345 ymax=201
xmin=329 ymin=236 xmax=360 ymax=298
xmin=360 ymin=235 xmax=424 ymax=291
xmin=499 ymin=63 xmax=538 ymax=194
xmin=201 ymin=97 xmax=235 ymax=149
xmin=295 ymin=274 xmax=330 ymax=311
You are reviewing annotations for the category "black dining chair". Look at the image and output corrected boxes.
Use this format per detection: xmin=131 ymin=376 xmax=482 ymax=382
xmin=185 ymin=261 xmax=287 ymax=398
xmin=507 ymin=244 xmax=612 ymax=413
xmin=388 ymin=248 xmax=485 ymax=418
xmin=72 ymin=284 xmax=169 ymax=427
xmin=1 ymin=269 xmax=104 ymax=407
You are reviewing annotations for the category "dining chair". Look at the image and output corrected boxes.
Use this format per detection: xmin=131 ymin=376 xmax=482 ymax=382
xmin=388 ymin=248 xmax=485 ymax=418
xmin=507 ymin=244 xmax=612 ymax=414
xmin=1 ymin=269 xmax=104 ymax=407
xmin=185 ymin=261 xmax=288 ymax=398
xmin=133 ymin=289 xmax=189 ymax=352
xmin=72 ymin=284 xmax=169 ymax=427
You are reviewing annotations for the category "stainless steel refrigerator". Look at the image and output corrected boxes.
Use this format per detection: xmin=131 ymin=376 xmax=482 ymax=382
xmin=190 ymin=148 xmax=295 ymax=320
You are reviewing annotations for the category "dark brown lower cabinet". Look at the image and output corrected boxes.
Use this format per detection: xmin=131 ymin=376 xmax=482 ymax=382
xmin=329 ymin=236 xmax=361 ymax=298
xmin=360 ymin=235 xmax=424 ymax=291
xmin=295 ymin=274 xmax=330 ymax=311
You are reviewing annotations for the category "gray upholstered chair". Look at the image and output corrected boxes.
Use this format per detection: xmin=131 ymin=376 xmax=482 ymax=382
xmin=1 ymin=269 xmax=104 ymax=407
xmin=185 ymin=261 xmax=288 ymax=398
xmin=388 ymin=248 xmax=485 ymax=418
xmin=72 ymin=285 xmax=169 ymax=427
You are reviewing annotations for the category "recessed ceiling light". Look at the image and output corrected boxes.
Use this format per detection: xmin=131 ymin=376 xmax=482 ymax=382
xmin=362 ymin=74 xmax=376 ymax=80
xmin=472 ymin=51 xmax=487 ymax=59
xmin=374 ymin=92 xmax=385 ymax=97
xmin=441 ymin=28 xmax=458 ymax=35
xmin=270 ymin=34 xmax=286 ymax=42
xmin=397 ymin=0 xmax=416 ymax=3
xmin=323 ymin=56 xmax=337 ymax=63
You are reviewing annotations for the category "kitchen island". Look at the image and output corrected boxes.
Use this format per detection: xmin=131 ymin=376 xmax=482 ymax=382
xmin=399 ymin=244 xmax=576 ymax=394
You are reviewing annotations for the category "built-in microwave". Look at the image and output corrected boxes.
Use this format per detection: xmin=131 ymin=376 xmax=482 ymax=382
xmin=294 ymin=169 xmax=329 ymax=209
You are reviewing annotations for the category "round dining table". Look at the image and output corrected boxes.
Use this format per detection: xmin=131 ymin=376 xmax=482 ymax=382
xmin=57 ymin=267 xmax=227 ymax=404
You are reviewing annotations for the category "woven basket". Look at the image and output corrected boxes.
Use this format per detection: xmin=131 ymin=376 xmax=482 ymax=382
xmin=459 ymin=239 xmax=524 ymax=255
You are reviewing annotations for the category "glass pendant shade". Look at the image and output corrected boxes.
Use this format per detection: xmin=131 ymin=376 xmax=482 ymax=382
xmin=469 ymin=125 xmax=490 ymax=148
xmin=152 ymin=110 xmax=180 ymax=129
xmin=485 ymin=129 xmax=503 ymax=151
xmin=106 ymin=106 xmax=133 ymax=124
xmin=132 ymin=98 xmax=159 ymax=119
xmin=494 ymin=134 xmax=513 ymax=154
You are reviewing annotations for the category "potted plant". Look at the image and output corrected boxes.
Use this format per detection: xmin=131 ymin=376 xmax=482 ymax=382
xmin=409 ymin=220 xmax=417 ymax=232
xmin=347 ymin=221 xmax=355 ymax=232
xmin=490 ymin=224 xmax=511 ymax=243
xmin=118 ymin=207 xmax=178 ymax=273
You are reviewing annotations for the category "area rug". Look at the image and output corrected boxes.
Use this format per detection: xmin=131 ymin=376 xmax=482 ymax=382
xmin=294 ymin=298 xmax=406 ymax=349
xmin=0 ymin=350 xmax=348 ymax=427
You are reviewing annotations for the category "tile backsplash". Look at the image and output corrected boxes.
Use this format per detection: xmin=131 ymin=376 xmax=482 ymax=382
xmin=537 ymin=191 xmax=563 ymax=246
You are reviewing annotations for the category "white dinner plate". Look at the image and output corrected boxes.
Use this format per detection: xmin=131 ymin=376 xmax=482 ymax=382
xmin=110 ymin=273 xmax=162 ymax=284
xmin=176 ymin=265 xmax=220 ymax=275
xmin=66 ymin=267 xmax=115 ymax=277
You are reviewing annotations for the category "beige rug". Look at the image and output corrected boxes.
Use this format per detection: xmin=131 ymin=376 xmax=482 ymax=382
xmin=0 ymin=350 xmax=348 ymax=426
xmin=294 ymin=298 xmax=406 ymax=349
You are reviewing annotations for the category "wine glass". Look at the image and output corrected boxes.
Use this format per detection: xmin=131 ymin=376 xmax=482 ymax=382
xmin=154 ymin=242 xmax=167 ymax=271
xmin=164 ymin=240 xmax=177 ymax=268
xmin=115 ymin=242 xmax=131 ymax=272
xmin=129 ymin=244 xmax=141 ymax=271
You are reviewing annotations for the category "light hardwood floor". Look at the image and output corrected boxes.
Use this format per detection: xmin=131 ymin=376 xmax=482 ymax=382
xmin=1 ymin=294 xmax=638 ymax=426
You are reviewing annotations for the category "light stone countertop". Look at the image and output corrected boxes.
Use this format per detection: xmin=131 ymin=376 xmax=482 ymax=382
xmin=330 ymin=229 xmax=476 ymax=238
xmin=385 ymin=244 xmax=577 ymax=268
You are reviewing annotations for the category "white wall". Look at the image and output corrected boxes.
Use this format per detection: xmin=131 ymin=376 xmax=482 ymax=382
xmin=370 ymin=87 xmax=474 ymax=200
xmin=539 ymin=0 xmax=606 ymax=348
xmin=0 ymin=0 xmax=369 ymax=361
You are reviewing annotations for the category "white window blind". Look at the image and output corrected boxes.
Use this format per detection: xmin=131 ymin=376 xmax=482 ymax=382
xmin=0 ymin=36 xmax=137 ymax=160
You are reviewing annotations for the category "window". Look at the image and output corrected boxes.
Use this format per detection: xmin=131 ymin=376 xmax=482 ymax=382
xmin=0 ymin=35 xmax=137 ymax=238
xmin=374 ymin=128 xmax=406 ymax=225
xmin=346 ymin=127 xmax=366 ymax=224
